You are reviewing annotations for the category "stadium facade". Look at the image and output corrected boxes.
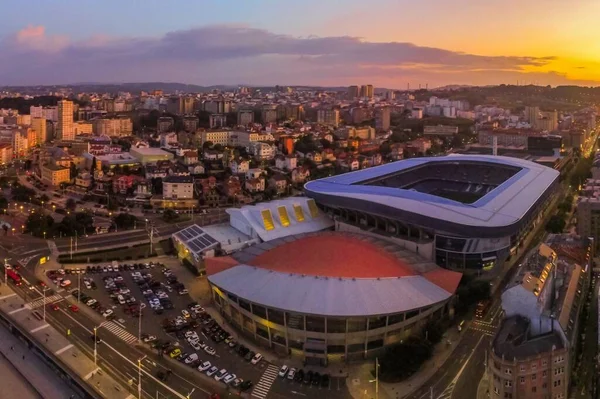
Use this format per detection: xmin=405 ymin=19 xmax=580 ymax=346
xmin=304 ymin=155 xmax=560 ymax=272
xmin=207 ymin=232 xmax=461 ymax=363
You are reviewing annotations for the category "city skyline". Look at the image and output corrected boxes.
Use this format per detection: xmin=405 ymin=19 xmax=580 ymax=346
xmin=1 ymin=0 xmax=600 ymax=87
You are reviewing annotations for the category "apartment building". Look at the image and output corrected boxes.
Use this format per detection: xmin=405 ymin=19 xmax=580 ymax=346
xmin=31 ymin=117 xmax=48 ymax=144
xmin=237 ymin=110 xmax=254 ymax=126
xmin=0 ymin=143 xmax=12 ymax=165
xmin=41 ymin=163 xmax=70 ymax=186
xmin=93 ymin=117 xmax=133 ymax=137
xmin=317 ymin=108 xmax=340 ymax=127
xmin=163 ymin=175 xmax=194 ymax=199
xmin=57 ymin=100 xmax=74 ymax=141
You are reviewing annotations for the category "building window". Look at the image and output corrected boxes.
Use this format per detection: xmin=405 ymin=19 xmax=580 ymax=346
xmin=520 ymin=365 xmax=526 ymax=372
xmin=520 ymin=377 xmax=525 ymax=384
xmin=542 ymin=359 xmax=548 ymax=366
xmin=505 ymin=380 xmax=512 ymax=387
xmin=553 ymin=379 xmax=561 ymax=387
xmin=505 ymin=369 xmax=512 ymax=375
xmin=542 ymin=370 xmax=547 ymax=377
xmin=531 ymin=374 xmax=536 ymax=381
xmin=531 ymin=387 xmax=536 ymax=393
xmin=494 ymin=387 xmax=499 ymax=395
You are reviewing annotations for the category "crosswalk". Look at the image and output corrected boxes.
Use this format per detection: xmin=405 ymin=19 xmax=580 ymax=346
xmin=101 ymin=321 xmax=138 ymax=344
xmin=437 ymin=382 xmax=455 ymax=399
xmin=469 ymin=320 xmax=496 ymax=336
xmin=27 ymin=294 xmax=63 ymax=309
xmin=251 ymin=364 xmax=279 ymax=399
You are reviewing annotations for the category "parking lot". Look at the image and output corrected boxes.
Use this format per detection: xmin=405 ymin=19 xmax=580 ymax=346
xmin=45 ymin=261 xmax=350 ymax=399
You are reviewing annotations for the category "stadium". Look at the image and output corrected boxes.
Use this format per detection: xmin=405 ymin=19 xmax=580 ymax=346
xmin=304 ymin=154 xmax=560 ymax=272
xmin=206 ymin=231 xmax=462 ymax=363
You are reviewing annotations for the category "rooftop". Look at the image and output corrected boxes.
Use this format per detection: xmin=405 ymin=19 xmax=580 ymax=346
xmin=305 ymin=154 xmax=559 ymax=230
xmin=493 ymin=315 xmax=565 ymax=360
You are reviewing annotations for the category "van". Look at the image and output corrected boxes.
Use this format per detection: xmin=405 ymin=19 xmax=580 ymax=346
xmin=458 ymin=320 xmax=465 ymax=332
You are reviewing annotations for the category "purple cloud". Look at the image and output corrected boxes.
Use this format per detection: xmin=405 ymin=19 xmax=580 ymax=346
xmin=0 ymin=24 xmax=587 ymax=87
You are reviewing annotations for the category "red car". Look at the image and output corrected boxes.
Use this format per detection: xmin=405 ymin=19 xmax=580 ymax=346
xmin=39 ymin=281 xmax=47 ymax=288
xmin=49 ymin=303 xmax=59 ymax=311
xmin=69 ymin=305 xmax=79 ymax=312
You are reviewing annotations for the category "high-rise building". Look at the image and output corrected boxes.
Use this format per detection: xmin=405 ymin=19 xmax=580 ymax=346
xmin=0 ymin=143 xmax=12 ymax=165
xmin=57 ymin=100 xmax=74 ymax=141
xmin=237 ymin=110 xmax=254 ymax=126
xmin=31 ymin=117 xmax=47 ymax=144
xmin=209 ymin=114 xmax=227 ymax=129
xmin=360 ymin=84 xmax=374 ymax=99
xmin=525 ymin=106 xmax=540 ymax=125
xmin=376 ymin=106 xmax=391 ymax=131
xmin=261 ymin=105 xmax=278 ymax=124
xmin=317 ymin=108 xmax=340 ymax=127
xmin=183 ymin=116 xmax=199 ymax=133
xmin=157 ymin=117 xmax=174 ymax=133
xmin=348 ymin=85 xmax=359 ymax=99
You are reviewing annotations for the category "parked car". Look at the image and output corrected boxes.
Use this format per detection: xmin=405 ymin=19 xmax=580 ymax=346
xmin=278 ymin=365 xmax=289 ymax=378
xmin=287 ymin=368 xmax=296 ymax=380
xmin=251 ymin=353 xmax=263 ymax=365
xmin=214 ymin=369 xmax=228 ymax=381
xmin=198 ymin=361 xmax=211 ymax=372
xmin=206 ymin=366 xmax=219 ymax=377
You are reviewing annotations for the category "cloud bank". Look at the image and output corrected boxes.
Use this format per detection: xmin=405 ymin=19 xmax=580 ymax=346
xmin=0 ymin=25 xmax=593 ymax=88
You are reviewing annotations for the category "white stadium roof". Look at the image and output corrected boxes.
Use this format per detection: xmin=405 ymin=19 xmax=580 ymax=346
xmin=226 ymin=197 xmax=334 ymax=242
xmin=209 ymin=265 xmax=452 ymax=317
xmin=304 ymin=154 xmax=559 ymax=230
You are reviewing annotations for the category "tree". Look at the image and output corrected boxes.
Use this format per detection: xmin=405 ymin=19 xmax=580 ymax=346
xmin=379 ymin=336 xmax=433 ymax=382
xmin=114 ymin=213 xmax=138 ymax=229
xmin=11 ymin=184 xmax=35 ymax=202
xmin=151 ymin=178 xmax=163 ymax=195
xmin=1 ymin=225 xmax=7 ymax=235
xmin=163 ymin=209 xmax=179 ymax=222
xmin=65 ymin=198 xmax=76 ymax=211
xmin=0 ymin=195 xmax=8 ymax=210
xmin=202 ymin=141 xmax=214 ymax=150
xmin=545 ymin=214 xmax=566 ymax=233
xmin=40 ymin=194 xmax=49 ymax=202
xmin=25 ymin=213 xmax=55 ymax=238
xmin=70 ymin=162 xmax=78 ymax=179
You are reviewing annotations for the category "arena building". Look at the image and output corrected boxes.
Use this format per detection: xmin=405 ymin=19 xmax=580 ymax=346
xmin=304 ymin=155 xmax=560 ymax=272
xmin=206 ymin=231 xmax=462 ymax=364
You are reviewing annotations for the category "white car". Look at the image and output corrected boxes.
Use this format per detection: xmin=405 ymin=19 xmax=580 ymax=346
xmin=223 ymin=373 xmax=236 ymax=384
xmin=102 ymin=309 xmax=114 ymax=318
xmin=190 ymin=340 xmax=201 ymax=351
xmin=197 ymin=361 xmax=211 ymax=372
xmin=206 ymin=366 xmax=218 ymax=377
xmin=204 ymin=346 xmax=216 ymax=356
xmin=60 ymin=279 xmax=72 ymax=287
xmin=143 ymin=335 xmax=157 ymax=343
xmin=214 ymin=369 xmax=228 ymax=381
xmin=278 ymin=365 xmax=289 ymax=378
xmin=251 ymin=353 xmax=263 ymax=365
xmin=86 ymin=299 xmax=97 ymax=306
xmin=84 ymin=281 xmax=92 ymax=289
xmin=287 ymin=368 xmax=296 ymax=380
xmin=184 ymin=353 xmax=198 ymax=364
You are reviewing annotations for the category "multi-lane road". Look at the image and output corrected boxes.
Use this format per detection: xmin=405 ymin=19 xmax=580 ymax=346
xmin=5 ymin=263 xmax=229 ymax=399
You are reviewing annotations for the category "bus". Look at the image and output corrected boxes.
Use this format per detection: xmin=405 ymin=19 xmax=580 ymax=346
xmin=475 ymin=300 xmax=490 ymax=319
xmin=6 ymin=269 xmax=22 ymax=286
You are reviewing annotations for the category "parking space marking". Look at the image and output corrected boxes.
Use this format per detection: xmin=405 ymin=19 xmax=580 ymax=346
xmin=54 ymin=344 xmax=74 ymax=355
xmin=101 ymin=321 xmax=138 ymax=344
xmin=26 ymin=293 xmax=63 ymax=309
xmin=252 ymin=364 xmax=279 ymax=399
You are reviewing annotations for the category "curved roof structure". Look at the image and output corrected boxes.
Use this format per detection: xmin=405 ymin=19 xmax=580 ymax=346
xmin=207 ymin=232 xmax=462 ymax=317
xmin=226 ymin=197 xmax=334 ymax=242
xmin=304 ymin=154 xmax=559 ymax=238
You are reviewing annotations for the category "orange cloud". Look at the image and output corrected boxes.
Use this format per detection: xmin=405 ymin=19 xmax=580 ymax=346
xmin=14 ymin=25 xmax=68 ymax=52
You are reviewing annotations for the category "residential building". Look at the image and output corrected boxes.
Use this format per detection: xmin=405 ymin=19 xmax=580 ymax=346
xmin=74 ymin=121 xmax=93 ymax=135
xmin=237 ymin=110 xmax=254 ymax=126
xmin=245 ymin=177 xmax=265 ymax=193
xmin=275 ymin=154 xmax=297 ymax=170
xmin=269 ymin=174 xmax=288 ymax=194
xmin=157 ymin=117 xmax=174 ymax=133
xmin=249 ymin=142 xmax=275 ymax=160
xmin=75 ymin=172 xmax=92 ymax=189
xmin=261 ymin=105 xmax=278 ymax=124
xmin=182 ymin=150 xmax=198 ymax=165
xmin=0 ymin=143 xmax=12 ymax=165
xmin=317 ymin=108 xmax=340 ymax=127
xmin=230 ymin=159 xmax=249 ymax=175
xmin=376 ymin=106 xmax=391 ymax=131
xmin=183 ymin=116 xmax=198 ymax=133
xmin=130 ymin=147 xmax=174 ymax=164
xmin=209 ymin=114 xmax=228 ymax=129
xmin=577 ymin=179 xmax=600 ymax=250
xmin=291 ymin=167 xmax=310 ymax=183
xmin=360 ymin=84 xmax=374 ymax=98
xmin=246 ymin=168 xmax=264 ymax=180
xmin=31 ymin=117 xmax=47 ymax=143
xmin=41 ymin=163 xmax=70 ymax=186
xmin=160 ymin=132 xmax=179 ymax=148
xmin=223 ymin=176 xmax=242 ymax=198
xmin=93 ymin=117 xmax=133 ymax=137
xmin=200 ymin=130 xmax=230 ymax=147
xmin=423 ymin=125 xmax=459 ymax=136
xmin=280 ymin=136 xmax=294 ymax=155
xmin=163 ymin=175 xmax=194 ymax=199
xmin=57 ymin=99 xmax=74 ymax=141
xmin=347 ymin=85 xmax=359 ymax=99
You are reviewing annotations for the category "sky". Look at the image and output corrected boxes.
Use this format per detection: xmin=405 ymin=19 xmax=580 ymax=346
xmin=1 ymin=0 xmax=600 ymax=88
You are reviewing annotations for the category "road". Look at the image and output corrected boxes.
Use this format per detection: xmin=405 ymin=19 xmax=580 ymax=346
xmin=3 ymin=262 xmax=228 ymax=399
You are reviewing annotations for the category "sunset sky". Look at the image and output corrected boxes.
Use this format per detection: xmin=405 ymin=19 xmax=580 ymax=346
xmin=1 ymin=0 xmax=600 ymax=88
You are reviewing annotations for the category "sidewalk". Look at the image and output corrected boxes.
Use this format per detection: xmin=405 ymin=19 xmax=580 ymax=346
xmin=0 ymin=284 xmax=132 ymax=399
xmin=476 ymin=372 xmax=490 ymax=399
xmin=346 ymin=327 xmax=465 ymax=399
xmin=0 ymin=325 xmax=76 ymax=399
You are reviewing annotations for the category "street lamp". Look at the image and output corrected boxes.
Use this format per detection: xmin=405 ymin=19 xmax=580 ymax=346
xmin=43 ymin=231 xmax=46 ymax=240
xmin=368 ymin=357 xmax=380 ymax=399
xmin=3 ymin=258 xmax=10 ymax=285
xmin=42 ymin=287 xmax=49 ymax=322
xmin=138 ymin=355 xmax=147 ymax=399
xmin=94 ymin=321 xmax=109 ymax=367
xmin=186 ymin=388 xmax=195 ymax=399
xmin=138 ymin=307 xmax=142 ymax=343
